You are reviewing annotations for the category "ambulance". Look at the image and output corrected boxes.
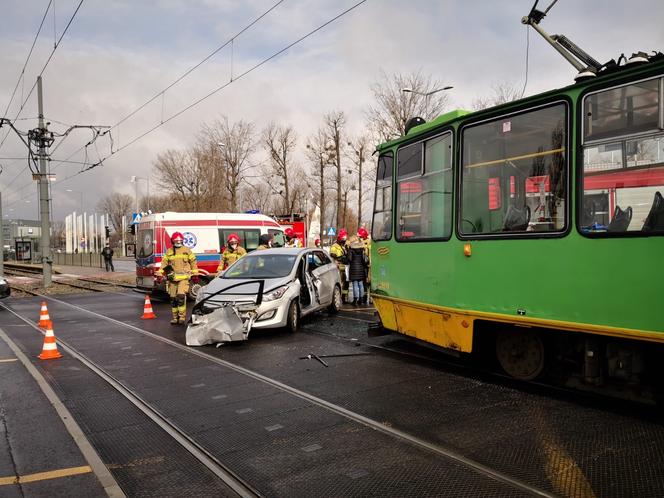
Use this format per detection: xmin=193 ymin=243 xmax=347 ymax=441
xmin=135 ymin=212 xmax=285 ymax=297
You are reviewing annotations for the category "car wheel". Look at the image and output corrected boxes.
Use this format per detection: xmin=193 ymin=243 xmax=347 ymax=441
xmin=188 ymin=281 xmax=203 ymax=300
xmin=328 ymin=285 xmax=342 ymax=313
xmin=286 ymin=300 xmax=299 ymax=333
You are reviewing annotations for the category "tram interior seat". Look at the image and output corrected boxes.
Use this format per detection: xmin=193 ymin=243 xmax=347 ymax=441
xmin=642 ymin=191 xmax=664 ymax=232
xmin=502 ymin=204 xmax=530 ymax=231
xmin=607 ymin=205 xmax=632 ymax=232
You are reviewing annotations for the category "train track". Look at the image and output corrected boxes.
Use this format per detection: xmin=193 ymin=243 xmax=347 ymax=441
xmin=4 ymin=265 xmax=136 ymax=295
xmin=0 ymin=293 xmax=555 ymax=498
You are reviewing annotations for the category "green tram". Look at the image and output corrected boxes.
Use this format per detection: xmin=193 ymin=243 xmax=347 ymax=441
xmin=370 ymin=53 xmax=664 ymax=396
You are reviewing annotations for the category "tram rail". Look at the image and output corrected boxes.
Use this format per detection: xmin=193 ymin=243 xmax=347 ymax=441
xmin=0 ymin=292 xmax=555 ymax=498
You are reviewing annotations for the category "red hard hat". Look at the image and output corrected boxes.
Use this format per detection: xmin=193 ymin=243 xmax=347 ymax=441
xmin=171 ymin=231 xmax=184 ymax=242
xmin=285 ymin=227 xmax=295 ymax=237
xmin=358 ymin=227 xmax=369 ymax=239
xmin=227 ymin=233 xmax=240 ymax=243
xmin=338 ymin=229 xmax=347 ymax=241
xmin=314 ymin=238 xmax=320 ymax=245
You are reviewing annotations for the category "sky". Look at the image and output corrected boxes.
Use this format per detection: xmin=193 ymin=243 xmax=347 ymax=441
xmin=1 ymin=0 xmax=663 ymax=221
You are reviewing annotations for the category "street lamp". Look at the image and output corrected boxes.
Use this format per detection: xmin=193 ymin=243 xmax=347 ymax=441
xmin=401 ymin=85 xmax=454 ymax=97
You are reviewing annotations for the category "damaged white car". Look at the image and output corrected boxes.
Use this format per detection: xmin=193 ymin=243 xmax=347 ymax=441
xmin=186 ymin=248 xmax=342 ymax=346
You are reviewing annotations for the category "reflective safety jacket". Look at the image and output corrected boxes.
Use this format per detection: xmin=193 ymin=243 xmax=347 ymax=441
xmin=158 ymin=246 xmax=198 ymax=280
xmin=217 ymin=246 xmax=247 ymax=273
xmin=256 ymin=244 xmax=270 ymax=251
xmin=330 ymin=242 xmax=348 ymax=270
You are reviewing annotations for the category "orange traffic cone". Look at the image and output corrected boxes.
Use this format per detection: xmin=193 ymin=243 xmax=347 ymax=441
xmin=38 ymin=321 xmax=63 ymax=360
xmin=37 ymin=301 xmax=51 ymax=328
xmin=141 ymin=294 xmax=157 ymax=320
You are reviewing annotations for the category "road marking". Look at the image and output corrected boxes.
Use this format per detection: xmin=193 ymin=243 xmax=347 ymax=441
xmin=25 ymin=294 xmax=554 ymax=498
xmin=0 ymin=465 xmax=92 ymax=486
xmin=0 ymin=358 xmax=18 ymax=363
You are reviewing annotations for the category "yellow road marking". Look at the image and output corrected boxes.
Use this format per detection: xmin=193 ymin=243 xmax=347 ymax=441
xmin=0 ymin=465 xmax=92 ymax=486
xmin=0 ymin=358 xmax=18 ymax=363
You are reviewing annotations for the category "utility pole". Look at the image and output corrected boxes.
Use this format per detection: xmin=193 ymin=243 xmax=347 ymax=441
xmin=37 ymin=76 xmax=52 ymax=287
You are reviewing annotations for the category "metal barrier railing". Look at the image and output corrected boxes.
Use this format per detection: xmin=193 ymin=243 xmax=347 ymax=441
xmin=53 ymin=252 xmax=103 ymax=268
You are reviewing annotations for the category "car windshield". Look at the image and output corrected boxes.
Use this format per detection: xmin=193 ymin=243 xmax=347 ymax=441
xmin=222 ymin=253 xmax=297 ymax=279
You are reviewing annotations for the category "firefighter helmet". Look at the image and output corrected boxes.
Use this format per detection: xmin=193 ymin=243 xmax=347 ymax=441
xmin=284 ymin=227 xmax=295 ymax=239
xmin=171 ymin=232 xmax=184 ymax=243
xmin=314 ymin=238 xmax=321 ymax=247
xmin=357 ymin=227 xmax=369 ymax=239
xmin=227 ymin=233 xmax=240 ymax=244
xmin=338 ymin=229 xmax=348 ymax=242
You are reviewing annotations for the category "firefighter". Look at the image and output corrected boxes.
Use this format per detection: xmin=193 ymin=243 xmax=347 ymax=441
xmin=256 ymin=233 xmax=273 ymax=250
xmin=330 ymin=229 xmax=349 ymax=302
xmin=314 ymin=238 xmax=321 ymax=248
xmin=217 ymin=233 xmax=246 ymax=274
xmin=284 ymin=227 xmax=302 ymax=248
xmin=156 ymin=232 xmax=199 ymax=325
xmin=357 ymin=227 xmax=371 ymax=305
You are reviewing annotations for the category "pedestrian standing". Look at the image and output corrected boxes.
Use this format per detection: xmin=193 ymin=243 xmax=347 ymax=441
xmin=101 ymin=244 xmax=115 ymax=272
xmin=347 ymin=235 xmax=368 ymax=306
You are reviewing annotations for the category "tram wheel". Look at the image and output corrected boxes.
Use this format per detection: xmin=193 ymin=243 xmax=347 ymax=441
xmin=495 ymin=329 xmax=545 ymax=381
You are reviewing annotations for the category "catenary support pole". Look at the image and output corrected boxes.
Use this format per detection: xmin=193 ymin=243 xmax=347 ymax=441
xmin=37 ymin=76 xmax=52 ymax=287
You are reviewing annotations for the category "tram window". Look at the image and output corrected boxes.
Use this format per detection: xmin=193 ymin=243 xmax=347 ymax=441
xmin=396 ymin=133 xmax=453 ymax=240
xmin=584 ymin=79 xmax=660 ymax=143
xmin=581 ymin=133 xmax=664 ymax=234
xmin=397 ymin=143 xmax=422 ymax=178
xmin=581 ymin=77 xmax=664 ymax=235
xmin=460 ymin=104 xmax=567 ymax=236
xmin=372 ymin=152 xmax=393 ymax=241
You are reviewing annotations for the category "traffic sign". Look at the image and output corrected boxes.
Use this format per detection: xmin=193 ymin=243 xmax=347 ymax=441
xmin=131 ymin=213 xmax=142 ymax=225
xmin=327 ymin=227 xmax=336 ymax=236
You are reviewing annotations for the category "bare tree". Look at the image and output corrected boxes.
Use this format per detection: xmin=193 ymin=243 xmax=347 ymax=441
xmin=306 ymin=129 xmax=336 ymax=242
xmin=346 ymin=134 xmax=375 ymax=229
xmin=324 ymin=111 xmax=346 ymax=229
xmin=153 ymin=149 xmax=203 ymax=210
xmin=366 ymin=70 xmax=451 ymax=142
xmin=97 ymin=192 xmax=133 ymax=233
xmin=262 ymin=123 xmax=300 ymax=213
xmin=472 ymin=81 xmax=522 ymax=110
xmin=210 ymin=116 xmax=256 ymax=212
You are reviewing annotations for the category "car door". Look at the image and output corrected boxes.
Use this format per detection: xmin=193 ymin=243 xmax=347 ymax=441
xmin=308 ymin=250 xmax=336 ymax=305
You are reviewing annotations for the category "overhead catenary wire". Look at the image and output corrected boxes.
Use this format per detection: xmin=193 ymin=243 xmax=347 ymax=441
xmin=0 ymin=0 xmax=85 ymax=155
xmin=87 ymin=0 xmax=369 ymax=172
xmin=0 ymin=1 xmax=53 ymax=124
xmin=4 ymin=0 xmax=369 ymax=211
xmin=46 ymin=0 xmax=285 ymax=174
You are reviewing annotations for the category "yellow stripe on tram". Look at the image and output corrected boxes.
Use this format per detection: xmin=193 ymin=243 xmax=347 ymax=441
xmin=0 ymin=465 xmax=92 ymax=486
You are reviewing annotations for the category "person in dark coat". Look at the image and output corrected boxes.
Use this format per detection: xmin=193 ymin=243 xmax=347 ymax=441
xmin=347 ymin=235 xmax=368 ymax=306
xmin=101 ymin=244 xmax=114 ymax=272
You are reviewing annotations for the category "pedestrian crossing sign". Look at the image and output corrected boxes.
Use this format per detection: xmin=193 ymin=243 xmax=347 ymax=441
xmin=327 ymin=227 xmax=336 ymax=236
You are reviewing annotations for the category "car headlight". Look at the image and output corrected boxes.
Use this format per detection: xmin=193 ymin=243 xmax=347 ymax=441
xmin=263 ymin=285 xmax=289 ymax=302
